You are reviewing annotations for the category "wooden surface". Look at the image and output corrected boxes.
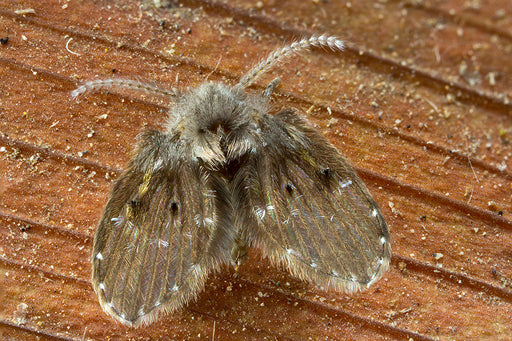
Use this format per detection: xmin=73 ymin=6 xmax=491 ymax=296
xmin=1 ymin=0 xmax=511 ymax=340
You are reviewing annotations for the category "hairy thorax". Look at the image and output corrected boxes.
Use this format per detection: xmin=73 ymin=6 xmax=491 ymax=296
xmin=169 ymin=83 xmax=268 ymax=169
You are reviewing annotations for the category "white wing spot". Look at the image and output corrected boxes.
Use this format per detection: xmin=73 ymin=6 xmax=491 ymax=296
xmin=286 ymin=248 xmax=299 ymax=257
xmin=378 ymin=257 xmax=384 ymax=265
xmin=153 ymin=158 xmax=163 ymax=170
xmin=192 ymin=264 xmax=202 ymax=275
xmin=205 ymin=190 xmax=216 ymax=198
xmin=120 ymin=313 xmax=127 ymax=320
xmin=99 ymin=282 xmax=106 ymax=290
xmin=330 ymin=270 xmax=339 ymax=277
xmin=138 ymin=307 xmax=145 ymax=317
xmin=107 ymin=301 xmax=114 ymax=308
xmin=255 ymin=207 xmax=266 ymax=220
xmin=158 ymin=239 xmax=169 ymax=248
xmin=194 ymin=214 xmax=202 ymax=226
xmin=111 ymin=216 xmax=123 ymax=226
xmin=310 ymin=262 xmax=317 ymax=269
xmin=266 ymin=205 xmax=275 ymax=211
xmin=96 ymin=252 xmax=103 ymax=260
xmin=380 ymin=236 xmax=387 ymax=245
xmin=195 ymin=215 xmax=214 ymax=227
xmin=349 ymin=273 xmax=358 ymax=282
xmin=372 ymin=208 xmax=378 ymax=217
xmin=155 ymin=301 xmax=161 ymax=307
xmin=172 ymin=284 xmax=179 ymax=292
xmin=339 ymin=180 xmax=353 ymax=188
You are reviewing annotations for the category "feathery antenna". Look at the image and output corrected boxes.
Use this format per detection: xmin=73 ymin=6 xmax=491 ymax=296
xmin=71 ymin=35 xmax=343 ymax=100
xmin=71 ymin=78 xmax=179 ymax=99
xmin=237 ymin=35 xmax=344 ymax=89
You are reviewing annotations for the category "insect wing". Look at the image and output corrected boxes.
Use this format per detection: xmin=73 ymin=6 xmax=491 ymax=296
xmin=244 ymin=111 xmax=391 ymax=291
xmin=92 ymin=130 xmax=228 ymax=326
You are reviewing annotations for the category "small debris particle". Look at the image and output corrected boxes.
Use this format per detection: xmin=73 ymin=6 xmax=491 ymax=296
xmin=433 ymin=253 xmax=444 ymax=261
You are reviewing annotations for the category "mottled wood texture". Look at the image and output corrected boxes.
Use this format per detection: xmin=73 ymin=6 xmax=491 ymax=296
xmin=1 ymin=0 xmax=511 ymax=340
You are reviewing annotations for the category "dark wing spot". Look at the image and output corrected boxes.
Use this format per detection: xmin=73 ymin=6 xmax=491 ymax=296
xmin=129 ymin=199 xmax=141 ymax=208
xmin=285 ymin=183 xmax=294 ymax=194
xmin=321 ymin=167 xmax=331 ymax=177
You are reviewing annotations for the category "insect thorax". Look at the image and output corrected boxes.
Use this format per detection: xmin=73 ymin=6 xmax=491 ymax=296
xmin=169 ymin=83 xmax=268 ymax=169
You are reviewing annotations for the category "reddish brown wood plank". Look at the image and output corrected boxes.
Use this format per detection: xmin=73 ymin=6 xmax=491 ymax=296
xmin=0 ymin=0 xmax=511 ymax=340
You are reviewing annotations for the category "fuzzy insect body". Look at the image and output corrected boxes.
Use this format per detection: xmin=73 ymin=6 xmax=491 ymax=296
xmin=74 ymin=35 xmax=391 ymax=326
